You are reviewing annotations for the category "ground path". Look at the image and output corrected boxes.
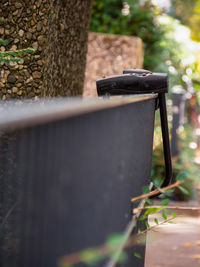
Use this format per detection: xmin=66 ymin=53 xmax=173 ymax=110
xmin=145 ymin=200 xmax=200 ymax=267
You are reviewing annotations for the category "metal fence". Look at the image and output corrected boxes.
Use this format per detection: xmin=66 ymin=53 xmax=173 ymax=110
xmin=0 ymin=95 xmax=156 ymax=267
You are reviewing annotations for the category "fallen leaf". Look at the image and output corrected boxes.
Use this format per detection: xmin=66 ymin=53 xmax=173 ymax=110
xmin=193 ymin=254 xmax=200 ymax=259
xmin=184 ymin=243 xmax=192 ymax=248
xmin=196 ymin=240 xmax=200 ymax=246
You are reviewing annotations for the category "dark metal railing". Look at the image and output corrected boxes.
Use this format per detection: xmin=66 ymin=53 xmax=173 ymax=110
xmin=0 ymin=95 xmax=157 ymax=267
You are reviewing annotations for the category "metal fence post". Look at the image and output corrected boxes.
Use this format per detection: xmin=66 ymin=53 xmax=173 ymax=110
xmin=171 ymin=86 xmax=186 ymax=158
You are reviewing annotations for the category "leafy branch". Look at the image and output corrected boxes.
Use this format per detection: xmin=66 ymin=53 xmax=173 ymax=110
xmin=131 ymin=175 xmax=189 ymax=202
xmin=136 ymin=215 xmax=177 ymax=237
xmin=57 ymin=173 xmax=189 ymax=267
xmin=133 ymin=205 xmax=200 ymax=213
xmin=106 ymin=182 xmax=153 ymax=267
xmin=57 ymin=214 xmax=177 ymax=267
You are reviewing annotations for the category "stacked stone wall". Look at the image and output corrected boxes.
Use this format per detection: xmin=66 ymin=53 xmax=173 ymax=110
xmin=84 ymin=33 xmax=143 ymax=97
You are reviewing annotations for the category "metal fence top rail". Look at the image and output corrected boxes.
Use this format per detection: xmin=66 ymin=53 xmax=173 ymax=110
xmin=0 ymin=94 xmax=157 ymax=131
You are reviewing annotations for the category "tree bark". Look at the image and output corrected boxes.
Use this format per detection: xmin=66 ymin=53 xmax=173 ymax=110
xmin=43 ymin=0 xmax=92 ymax=97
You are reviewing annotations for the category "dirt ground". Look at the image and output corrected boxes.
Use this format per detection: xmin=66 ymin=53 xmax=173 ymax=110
xmin=145 ymin=201 xmax=200 ymax=267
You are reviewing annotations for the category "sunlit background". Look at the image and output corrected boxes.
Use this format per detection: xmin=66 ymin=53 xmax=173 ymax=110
xmin=90 ymin=0 xmax=200 ymax=200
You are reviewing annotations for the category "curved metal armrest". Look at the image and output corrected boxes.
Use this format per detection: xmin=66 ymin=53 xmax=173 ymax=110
xmin=97 ymin=72 xmax=168 ymax=96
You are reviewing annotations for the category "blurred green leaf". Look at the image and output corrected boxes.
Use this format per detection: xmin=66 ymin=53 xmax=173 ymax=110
xmin=154 ymin=218 xmax=159 ymax=225
xmin=138 ymin=215 xmax=147 ymax=221
xmin=112 ymin=251 xmax=128 ymax=264
xmin=106 ymin=233 xmax=124 ymax=248
xmin=172 ymin=211 xmax=177 ymax=218
xmin=80 ymin=248 xmax=105 ymax=265
xmin=162 ymin=211 xmax=167 ymax=220
xmin=145 ymin=220 xmax=150 ymax=228
xmin=153 ymin=178 xmax=163 ymax=188
xmin=168 ymin=221 xmax=176 ymax=224
xmin=134 ymin=252 xmax=142 ymax=259
xmin=178 ymin=185 xmax=189 ymax=195
xmin=145 ymin=198 xmax=153 ymax=205
xmin=177 ymin=172 xmax=188 ymax=181
xmin=144 ymin=207 xmax=162 ymax=216
xmin=158 ymin=188 xmax=165 ymax=194
xmin=162 ymin=198 xmax=170 ymax=206
xmin=0 ymin=39 xmax=8 ymax=46
xmin=142 ymin=185 xmax=150 ymax=194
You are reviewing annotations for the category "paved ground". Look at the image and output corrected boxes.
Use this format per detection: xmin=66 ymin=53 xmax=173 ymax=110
xmin=145 ymin=201 xmax=200 ymax=267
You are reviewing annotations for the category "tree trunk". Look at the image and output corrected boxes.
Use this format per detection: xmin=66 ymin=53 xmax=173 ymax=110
xmin=43 ymin=0 xmax=92 ymax=97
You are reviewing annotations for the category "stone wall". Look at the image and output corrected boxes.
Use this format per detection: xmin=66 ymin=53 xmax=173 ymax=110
xmin=0 ymin=0 xmax=48 ymax=100
xmin=84 ymin=32 xmax=143 ymax=97
xmin=0 ymin=1 xmax=143 ymax=99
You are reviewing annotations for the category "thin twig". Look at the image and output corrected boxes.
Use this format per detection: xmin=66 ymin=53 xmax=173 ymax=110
xmin=133 ymin=205 xmax=200 ymax=214
xmin=137 ymin=216 xmax=177 ymax=236
xmin=106 ymin=197 xmax=146 ymax=267
xmin=105 ymin=182 xmax=153 ymax=267
xmin=58 ymin=211 xmax=177 ymax=267
xmin=58 ymin=180 xmax=190 ymax=267
xmin=131 ymin=178 xmax=189 ymax=203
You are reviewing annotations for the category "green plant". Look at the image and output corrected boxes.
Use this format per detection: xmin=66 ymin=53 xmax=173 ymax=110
xmin=170 ymin=0 xmax=200 ymax=42
xmin=90 ymin=0 xmax=166 ymax=72
xmin=90 ymin=1 xmax=200 ymax=94
xmin=56 ymin=175 xmax=188 ymax=267
xmin=152 ymin=114 xmax=198 ymax=200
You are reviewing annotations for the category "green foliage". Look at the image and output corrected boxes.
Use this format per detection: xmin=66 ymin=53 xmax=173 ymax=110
xmin=170 ymin=0 xmax=196 ymax=25
xmin=90 ymin=1 xmax=200 ymax=92
xmin=176 ymin=172 xmax=187 ymax=181
xmin=178 ymin=185 xmax=189 ymax=195
xmin=134 ymin=252 xmax=142 ymax=259
xmin=110 ymin=251 xmax=128 ymax=264
xmin=90 ymin=0 xmax=166 ymax=71
xmin=174 ymin=124 xmax=199 ymax=181
xmin=152 ymin=114 xmax=198 ymax=200
xmin=154 ymin=218 xmax=159 ymax=225
xmin=138 ymin=185 xmax=173 ymax=224
xmin=145 ymin=220 xmax=150 ymax=228
xmin=145 ymin=198 xmax=153 ymax=205
xmin=0 ymin=39 xmax=8 ymax=46
xmin=144 ymin=207 xmax=161 ymax=216
xmin=106 ymin=233 xmax=124 ymax=248
xmin=170 ymin=0 xmax=200 ymax=42
xmin=142 ymin=185 xmax=150 ymax=194
xmin=172 ymin=211 xmax=177 ymax=218
xmin=168 ymin=220 xmax=176 ymax=224
xmin=162 ymin=211 xmax=167 ymax=220
xmin=162 ymin=198 xmax=169 ymax=206
xmin=80 ymin=248 xmax=105 ymax=265
xmin=58 ymin=191 xmax=176 ymax=266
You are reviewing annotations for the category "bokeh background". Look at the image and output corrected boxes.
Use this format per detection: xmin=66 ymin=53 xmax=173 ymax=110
xmin=89 ymin=0 xmax=200 ymax=200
